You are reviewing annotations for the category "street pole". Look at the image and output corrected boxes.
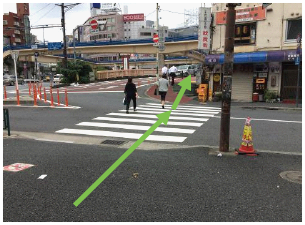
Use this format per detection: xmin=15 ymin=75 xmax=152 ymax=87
xmin=296 ymin=33 xmax=301 ymax=108
xmin=219 ymin=3 xmax=239 ymax=152
xmin=156 ymin=3 xmax=159 ymax=79
xmin=12 ymin=51 xmax=19 ymax=91
xmin=61 ymin=3 xmax=68 ymax=69
xmin=73 ymin=27 xmax=77 ymax=64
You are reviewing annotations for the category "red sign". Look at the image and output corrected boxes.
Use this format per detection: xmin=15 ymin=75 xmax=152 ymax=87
xmin=90 ymin=19 xmax=98 ymax=30
xmin=123 ymin=14 xmax=144 ymax=22
xmin=153 ymin=34 xmax=159 ymax=43
xmin=216 ymin=6 xmax=266 ymax=25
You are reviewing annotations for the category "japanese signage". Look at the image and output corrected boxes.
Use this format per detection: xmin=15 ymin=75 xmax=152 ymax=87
xmin=123 ymin=14 xmax=144 ymax=22
xmin=198 ymin=7 xmax=211 ymax=50
xmin=216 ymin=6 xmax=266 ymax=25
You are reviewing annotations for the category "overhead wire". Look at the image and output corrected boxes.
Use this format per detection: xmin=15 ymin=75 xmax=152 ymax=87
xmin=30 ymin=3 xmax=51 ymax=17
xmin=31 ymin=4 xmax=57 ymax=26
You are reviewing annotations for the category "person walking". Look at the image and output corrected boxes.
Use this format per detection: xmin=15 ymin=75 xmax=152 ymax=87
xmin=169 ymin=65 xmax=177 ymax=86
xmin=124 ymin=77 xmax=138 ymax=114
xmin=156 ymin=74 xmax=169 ymax=109
xmin=162 ymin=65 xmax=168 ymax=77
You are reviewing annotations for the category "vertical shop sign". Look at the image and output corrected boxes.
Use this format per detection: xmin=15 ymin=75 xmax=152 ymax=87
xmin=198 ymin=7 xmax=211 ymax=51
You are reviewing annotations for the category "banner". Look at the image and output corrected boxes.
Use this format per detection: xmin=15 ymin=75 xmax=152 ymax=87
xmin=198 ymin=7 xmax=211 ymax=51
xmin=216 ymin=6 xmax=266 ymax=25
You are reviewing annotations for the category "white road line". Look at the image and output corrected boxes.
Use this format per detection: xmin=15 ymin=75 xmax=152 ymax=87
xmin=138 ymin=104 xmax=221 ymax=112
xmin=108 ymin=112 xmax=209 ymax=121
xmin=213 ymin=116 xmax=302 ymax=124
xmin=99 ymin=86 xmax=119 ymax=90
xmin=35 ymin=138 xmax=74 ymax=143
xmin=56 ymin=128 xmax=187 ymax=142
xmin=135 ymin=106 xmax=220 ymax=114
xmin=38 ymin=175 xmax=47 ymax=179
xmin=77 ymin=122 xmax=195 ymax=134
xmin=93 ymin=117 xmax=203 ymax=127
xmin=146 ymin=103 xmax=221 ymax=110
xmin=118 ymin=110 xmax=215 ymax=118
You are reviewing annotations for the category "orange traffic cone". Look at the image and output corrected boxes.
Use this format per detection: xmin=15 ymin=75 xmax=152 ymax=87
xmin=235 ymin=117 xmax=258 ymax=156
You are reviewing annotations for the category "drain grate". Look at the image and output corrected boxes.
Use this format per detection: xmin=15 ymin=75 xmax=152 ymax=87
xmin=101 ymin=140 xmax=127 ymax=146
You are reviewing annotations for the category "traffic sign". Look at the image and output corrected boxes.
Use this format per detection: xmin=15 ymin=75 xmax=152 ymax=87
xmin=48 ymin=42 xmax=62 ymax=50
xmin=153 ymin=34 xmax=159 ymax=43
xmin=34 ymin=52 xmax=39 ymax=57
xmin=12 ymin=51 xmax=19 ymax=61
xmin=90 ymin=19 xmax=98 ymax=30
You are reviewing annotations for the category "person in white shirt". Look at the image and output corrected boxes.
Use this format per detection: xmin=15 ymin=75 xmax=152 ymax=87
xmin=169 ymin=65 xmax=177 ymax=86
xmin=161 ymin=65 xmax=168 ymax=76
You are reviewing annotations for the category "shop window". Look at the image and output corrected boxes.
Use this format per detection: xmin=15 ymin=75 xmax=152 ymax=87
xmin=286 ymin=19 xmax=302 ymax=41
xmin=234 ymin=22 xmax=256 ymax=45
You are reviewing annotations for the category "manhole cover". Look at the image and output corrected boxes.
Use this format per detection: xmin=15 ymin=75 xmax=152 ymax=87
xmin=101 ymin=140 xmax=126 ymax=146
xmin=280 ymin=171 xmax=302 ymax=184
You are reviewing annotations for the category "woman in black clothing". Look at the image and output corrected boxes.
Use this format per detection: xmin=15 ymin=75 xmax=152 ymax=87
xmin=124 ymin=77 xmax=138 ymax=114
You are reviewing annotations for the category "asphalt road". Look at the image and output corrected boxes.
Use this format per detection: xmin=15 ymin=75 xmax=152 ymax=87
xmin=3 ymin=138 xmax=302 ymax=222
xmin=4 ymin=79 xmax=302 ymax=154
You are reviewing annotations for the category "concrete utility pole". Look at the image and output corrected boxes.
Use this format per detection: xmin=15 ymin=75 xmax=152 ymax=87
xmin=156 ymin=3 xmax=160 ymax=78
xmin=61 ymin=3 xmax=68 ymax=69
xmin=219 ymin=3 xmax=239 ymax=152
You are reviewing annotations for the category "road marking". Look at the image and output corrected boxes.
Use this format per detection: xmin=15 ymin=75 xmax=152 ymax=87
xmin=213 ymin=116 xmax=302 ymax=123
xmin=35 ymin=138 xmax=74 ymax=143
xmin=99 ymin=86 xmax=118 ymax=90
xmin=93 ymin=117 xmax=203 ymax=127
xmin=56 ymin=128 xmax=187 ymax=142
xmin=118 ymin=110 xmax=215 ymax=118
xmin=146 ymin=103 xmax=221 ymax=110
xmin=77 ymin=122 xmax=195 ymax=134
xmin=135 ymin=106 xmax=219 ymax=114
xmin=138 ymin=104 xmax=221 ymax=112
xmin=38 ymin=175 xmax=47 ymax=179
xmin=108 ymin=112 xmax=209 ymax=121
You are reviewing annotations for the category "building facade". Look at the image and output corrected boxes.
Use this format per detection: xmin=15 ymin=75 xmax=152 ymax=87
xmin=206 ymin=3 xmax=302 ymax=102
xmin=3 ymin=3 xmax=30 ymax=46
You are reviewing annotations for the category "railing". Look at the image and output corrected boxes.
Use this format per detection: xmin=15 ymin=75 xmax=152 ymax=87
xmin=96 ymin=69 xmax=161 ymax=80
xmin=3 ymin=108 xmax=10 ymax=136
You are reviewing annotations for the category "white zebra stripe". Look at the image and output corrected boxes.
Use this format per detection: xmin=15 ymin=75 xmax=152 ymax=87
xmin=118 ymin=110 xmax=215 ymax=118
xmin=138 ymin=104 xmax=221 ymax=112
xmin=56 ymin=128 xmax=187 ymax=142
xmin=93 ymin=117 xmax=203 ymax=127
xmin=135 ymin=106 xmax=219 ymax=114
xmin=145 ymin=103 xmax=221 ymax=110
xmin=77 ymin=122 xmax=195 ymax=134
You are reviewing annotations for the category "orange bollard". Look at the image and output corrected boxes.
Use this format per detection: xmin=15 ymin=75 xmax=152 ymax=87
xmin=57 ymin=88 xmax=60 ymax=106
xmin=33 ymin=84 xmax=37 ymax=106
xmin=16 ymin=89 xmax=20 ymax=106
xmin=4 ymin=86 xmax=7 ymax=100
xmin=50 ymin=87 xmax=54 ymax=107
xmin=44 ymin=87 xmax=47 ymax=102
xmin=65 ymin=89 xmax=68 ymax=107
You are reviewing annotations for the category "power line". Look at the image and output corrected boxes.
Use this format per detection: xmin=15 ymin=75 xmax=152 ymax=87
xmin=31 ymin=3 xmax=51 ymax=17
xmin=161 ymin=9 xmax=198 ymax=17
xmin=31 ymin=4 xmax=57 ymax=26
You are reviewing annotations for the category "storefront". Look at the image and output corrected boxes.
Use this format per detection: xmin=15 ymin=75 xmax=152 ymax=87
xmin=205 ymin=49 xmax=302 ymax=102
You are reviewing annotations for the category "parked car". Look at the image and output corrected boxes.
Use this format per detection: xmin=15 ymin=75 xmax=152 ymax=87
xmin=176 ymin=65 xmax=196 ymax=77
xmin=3 ymin=74 xmax=24 ymax=86
xmin=53 ymin=74 xmax=64 ymax=83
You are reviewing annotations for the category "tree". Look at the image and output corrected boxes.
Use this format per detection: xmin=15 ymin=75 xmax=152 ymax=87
xmin=57 ymin=60 xmax=92 ymax=84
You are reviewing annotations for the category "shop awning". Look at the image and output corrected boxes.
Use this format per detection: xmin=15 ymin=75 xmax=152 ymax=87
xmin=205 ymin=49 xmax=302 ymax=64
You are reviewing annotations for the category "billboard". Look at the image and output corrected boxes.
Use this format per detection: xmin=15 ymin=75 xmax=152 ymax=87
xmin=123 ymin=14 xmax=144 ymax=22
xmin=198 ymin=7 xmax=211 ymax=51
xmin=216 ymin=6 xmax=266 ymax=25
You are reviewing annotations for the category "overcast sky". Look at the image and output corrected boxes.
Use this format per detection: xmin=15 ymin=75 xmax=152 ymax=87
xmin=3 ymin=1 xmax=211 ymax=43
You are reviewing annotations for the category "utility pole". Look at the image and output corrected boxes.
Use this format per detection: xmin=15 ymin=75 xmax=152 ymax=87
xmin=219 ymin=3 xmax=240 ymax=152
xmin=156 ymin=3 xmax=159 ymax=79
xmin=61 ymin=3 xmax=67 ymax=69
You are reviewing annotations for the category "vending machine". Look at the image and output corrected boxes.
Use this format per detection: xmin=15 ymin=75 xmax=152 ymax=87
xmin=253 ymin=63 xmax=268 ymax=101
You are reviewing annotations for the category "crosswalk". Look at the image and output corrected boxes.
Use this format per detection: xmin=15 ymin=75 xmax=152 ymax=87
xmin=55 ymin=103 xmax=221 ymax=143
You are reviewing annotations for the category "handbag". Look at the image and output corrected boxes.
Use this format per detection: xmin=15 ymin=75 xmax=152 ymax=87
xmin=123 ymin=97 xmax=127 ymax=105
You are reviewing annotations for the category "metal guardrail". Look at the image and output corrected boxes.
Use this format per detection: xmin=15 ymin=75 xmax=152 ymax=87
xmin=3 ymin=108 xmax=10 ymax=136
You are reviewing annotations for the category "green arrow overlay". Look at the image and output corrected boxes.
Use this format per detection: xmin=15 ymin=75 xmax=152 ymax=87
xmin=171 ymin=75 xmax=192 ymax=110
xmin=73 ymin=110 xmax=172 ymax=207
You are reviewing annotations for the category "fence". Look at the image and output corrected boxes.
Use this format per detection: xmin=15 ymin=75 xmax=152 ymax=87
xmin=3 ymin=108 xmax=10 ymax=136
xmin=96 ymin=69 xmax=161 ymax=80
